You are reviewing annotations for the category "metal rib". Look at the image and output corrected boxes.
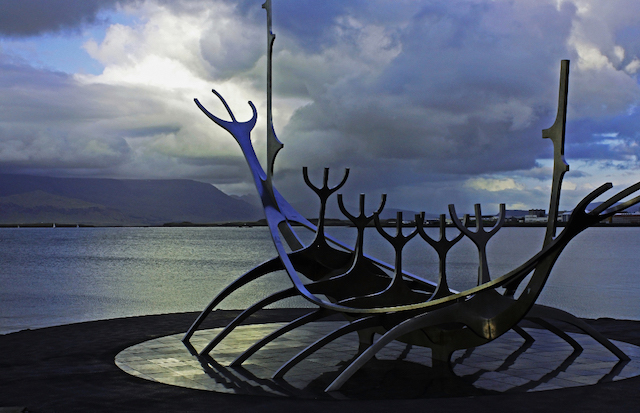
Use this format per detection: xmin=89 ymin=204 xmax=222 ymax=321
xmin=199 ymin=287 xmax=297 ymax=356
xmin=183 ymin=256 xmax=284 ymax=343
xmin=527 ymin=317 xmax=582 ymax=352
xmin=512 ymin=325 xmax=534 ymax=343
xmin=527 ymin=304 xmax=628 ymax=360
xmin=324 ymin=312 xmax=439 ymax=392
xmin=272 ymin=316 xmax=381 ymax=379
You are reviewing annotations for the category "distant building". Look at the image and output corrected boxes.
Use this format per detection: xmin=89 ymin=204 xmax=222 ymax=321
xmin=528 ymin=209 xmax=546 ymax=217
xmin=524 ymin=209 xmax=547 ymax=223
xmin=609 ymin=212 xmax=640 ymax=224
xmin=558 ymin=211 xmax=572 ymax=222
xmin=445 ymin=215 xmax=499 ymax=226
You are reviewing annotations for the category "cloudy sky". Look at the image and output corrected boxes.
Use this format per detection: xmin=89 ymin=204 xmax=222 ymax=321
xmin=1 ymin=0 xmax=639 ymax=216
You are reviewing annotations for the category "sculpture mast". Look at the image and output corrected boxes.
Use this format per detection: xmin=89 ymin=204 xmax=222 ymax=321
xmin=543 ymin=60 xmax=570 ymax=246
xmin=262 ymin=0 xmax=284 ymax=196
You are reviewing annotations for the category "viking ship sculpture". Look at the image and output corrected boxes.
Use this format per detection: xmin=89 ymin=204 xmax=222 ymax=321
xmin=184 ymin=0 xmax=640 ymax=392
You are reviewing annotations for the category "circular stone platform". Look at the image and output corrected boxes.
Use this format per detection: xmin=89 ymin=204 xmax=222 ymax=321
xmin=116 ymin=321 xmax=640 ymax=400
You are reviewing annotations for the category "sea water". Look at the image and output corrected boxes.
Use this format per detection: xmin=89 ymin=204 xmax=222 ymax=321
xmin=0 ymin=226 xmax=638 ymax=334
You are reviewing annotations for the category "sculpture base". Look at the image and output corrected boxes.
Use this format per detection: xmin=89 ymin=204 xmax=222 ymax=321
xmin=116 ymin=321 xmax=640 ymax=399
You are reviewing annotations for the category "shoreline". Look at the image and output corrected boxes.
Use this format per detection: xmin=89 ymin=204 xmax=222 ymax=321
xmin=2 ymin=221 xmax=640 ymax=228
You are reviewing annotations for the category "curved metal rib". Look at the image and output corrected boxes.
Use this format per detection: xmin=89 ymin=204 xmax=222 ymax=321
xmin=526 ymin=317 xmax=582 ymax=353
xmin=512 ymin=325 xmax=534 ymax=343
xmin=193 ymin=38 xmax=640 ymax=394
xmin=231 ymin=309 xmax=334 ymax=366
xmin=272 ymin=316 xmax=381 ymax=379
xmin=527 ymin=304 xmax=629 ymax=360
xmin=324 ymin=182 xmax=640 ymax=391
xmin=591 ymin=183 xmax=640 ymax=218
xmin=183 ymin=256 xmax=283 ymax=343
xmin=199 ymin=287 xmax=297 ymax=356
xmin=324 ymin=310 xmax=445 ymax=392
xmin=194 ymin=87 xmax=443 ymax=313
xmin=292 ymin=180 xmax=640 ymax=316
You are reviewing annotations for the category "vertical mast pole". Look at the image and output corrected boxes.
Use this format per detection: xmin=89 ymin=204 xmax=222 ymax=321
xmin=543 ymin=60 xmax=570 ymax=246
xmin=262 ymin=0 xmax=283 ymax=194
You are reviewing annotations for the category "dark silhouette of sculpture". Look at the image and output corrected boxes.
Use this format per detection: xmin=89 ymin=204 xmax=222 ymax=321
xmin=184 ymin=0 xmax=640 ymax=392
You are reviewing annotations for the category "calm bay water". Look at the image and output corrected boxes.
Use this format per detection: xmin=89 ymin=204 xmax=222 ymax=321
xmin=0 ymin=226 xmax=638 ymax=334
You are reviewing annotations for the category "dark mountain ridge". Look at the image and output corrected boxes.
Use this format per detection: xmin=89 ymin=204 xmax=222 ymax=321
xmin=0 ymin=174 xmax=262 ymax=225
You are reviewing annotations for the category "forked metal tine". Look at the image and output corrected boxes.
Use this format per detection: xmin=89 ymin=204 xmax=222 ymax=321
xmin=415 ymin=212 xmax=435 ymax=245
xmin=590 ymin=181 xmax=640 ymax=215
xmin=338 ymin=193 xmax=387 ymax=223
xmin=448 ymin=204 xmax=472 ymax=238
xmin=474 ymin=204 xmax=484 ymax=231
xmin=302 ymin=166 xmax=314 ymax=191
xmin=449 ymin=204 xmax=504 ymax=285
xmin=487 ymin=204 xmax=506 ymax=236
xmin=323 ymin=168 xmax=331 ymax=187
xmin=433 ymin=213 xmax=465 ymax=244
xmin=303 ymin=167 xmax=350 ymax=197
xmin=212 ymin=89 xmax=238 ymax=122
xmin=194 ymin=89 xmax=258 ymax=132
xmin=414 ymin=212 xmax=427 ymax=231
xmin=469 ymin=203 xmax=505 ymax=235
xmin=333 ymin=168 xmax=350 ymax=192
xmin=601 ymin=194 xmax=640 ymax=218
xmin=375 ymin=194 xmax=387 ymax=215
xmin=374 ymin=212 xmax=419 ymax=244
xmin=336 ymin=193 xmax=353 ymax=220
xmin=415 ymin=212 xmax=464 ymax=299
xmin=573 ymin=183 xmax=613 ymax=215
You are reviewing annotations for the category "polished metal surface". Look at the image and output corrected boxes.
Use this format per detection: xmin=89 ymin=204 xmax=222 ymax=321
xmin=184 ymin=0 xmax=640 ymax=393
xmin=121 ymin=322 xmax=640 ymax=398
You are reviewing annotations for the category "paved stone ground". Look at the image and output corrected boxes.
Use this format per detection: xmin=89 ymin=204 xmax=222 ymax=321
xmin=1 ymin=310 xmax=640 ymax=412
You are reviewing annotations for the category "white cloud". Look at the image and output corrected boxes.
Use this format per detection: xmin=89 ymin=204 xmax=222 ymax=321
xmin=507 ymin=203 xmax=528 ymax=210
xmin=563 ymin=0 xmax=640 ymax=118
xmin=465 ymin=177 xmax=525 ymax=192
xmin=625 ymin=59 xmax=640 ymax=74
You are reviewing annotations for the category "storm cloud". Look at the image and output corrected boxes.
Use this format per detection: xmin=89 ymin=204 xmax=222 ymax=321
xmin=0 ymin=0 xmax=639 ymax=215
xmin=0 ymin=0 xmax=133 ymax=36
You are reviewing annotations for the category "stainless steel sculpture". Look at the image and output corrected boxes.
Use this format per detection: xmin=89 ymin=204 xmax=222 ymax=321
xmin=184 ymin=1 xmax=640 ymax=392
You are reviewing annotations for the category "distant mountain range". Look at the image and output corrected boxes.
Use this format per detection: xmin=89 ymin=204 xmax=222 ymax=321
xmin=0 ymin=174 xmax=263 ymax=226
xmin=4 ymin=173 xmax=615 ymax=227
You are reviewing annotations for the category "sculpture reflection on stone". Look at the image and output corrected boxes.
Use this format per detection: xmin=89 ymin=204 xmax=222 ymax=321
xmin=184 ymin=0 xmax=640 ymax=393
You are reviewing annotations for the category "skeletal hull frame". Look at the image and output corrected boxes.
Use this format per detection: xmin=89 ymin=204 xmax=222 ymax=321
xmin=184 ymin=2 xmax=640 ymax=393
